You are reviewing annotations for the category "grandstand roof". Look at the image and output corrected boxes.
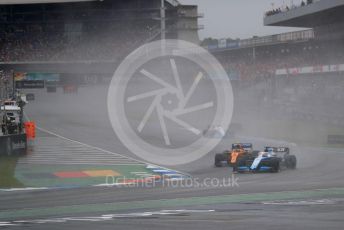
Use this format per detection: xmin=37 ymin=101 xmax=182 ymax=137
xmin=0 ymin=0 xmax=180 ymax=5
xmin=0 ymin=0 xmax=95 ymax=4
xmin=264 ymin=0 xmax=344 ymax=28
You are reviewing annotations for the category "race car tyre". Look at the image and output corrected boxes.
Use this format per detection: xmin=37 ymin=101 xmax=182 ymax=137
xmin=215 ymin=153 xmax=225 ymax=167
xmin=270 ymin=160 xmax=280 ymax=173
xmin=286 ymin=155 xmax=297 ymax=169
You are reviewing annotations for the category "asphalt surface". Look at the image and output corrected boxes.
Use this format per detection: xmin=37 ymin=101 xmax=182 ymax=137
xmin=1 ymin=84 xmax=344 ymax=229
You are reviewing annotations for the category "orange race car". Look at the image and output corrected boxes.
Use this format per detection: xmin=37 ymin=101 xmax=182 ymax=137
xmin=214 ymin=143 xmax=258 ymax=167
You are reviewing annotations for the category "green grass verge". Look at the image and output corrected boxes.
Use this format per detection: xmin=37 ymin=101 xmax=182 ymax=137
xmin=0 ymin=156 xmax=24 ymax=188
xmin=13 ymin=164 xmax=153 ymax=188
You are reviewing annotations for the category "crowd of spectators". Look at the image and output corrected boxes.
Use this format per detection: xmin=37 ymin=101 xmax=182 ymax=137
xmin=221 ymin=49 xmax=343 ymax=116
xmin=0 ymin=28 xmax=66 ymax=62
xmin=217 ymin=39 xmax=344 ymax=126
xmin=265 ymin=8 xmax=283 ymax=17
xmin=217 ymin=40 xmax=344 ymax=82
xmin=0 ymin=22 xmax=159 ymax=63
xmin=265 ymin=0 xmax=315 ymax=17
xmin=2 ymin=23 xmax=343 ymax=81
xmin=51 ymin=23 xmax=159 ymax=62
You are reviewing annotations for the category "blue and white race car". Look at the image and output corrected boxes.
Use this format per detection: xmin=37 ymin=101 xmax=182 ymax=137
xmin=235 ymin=147 xmax=297 ymax=173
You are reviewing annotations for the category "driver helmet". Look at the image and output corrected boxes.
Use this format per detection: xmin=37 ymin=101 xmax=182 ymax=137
xmin=267 ymin=148 xmax=276 ymax=157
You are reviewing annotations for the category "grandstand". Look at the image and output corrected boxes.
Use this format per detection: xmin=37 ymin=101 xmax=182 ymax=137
xmin=206 ymin=0 xmax=344 ymax=137
xmin=262 ymin=0 xmax=344 ymax=128
xmin=205 ymin=1 xmax=344 ymax=78
xmin=0 ymin=0 xmax=202 ymax=76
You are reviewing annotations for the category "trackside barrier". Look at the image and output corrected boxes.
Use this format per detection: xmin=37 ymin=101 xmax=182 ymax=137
xmin=328 ymin=135 xmax=344 ymax=144
xmin=0 ymin=133 xmax=27 ymax=156
xmin=24 ymin=121 xmax=36 ymax=140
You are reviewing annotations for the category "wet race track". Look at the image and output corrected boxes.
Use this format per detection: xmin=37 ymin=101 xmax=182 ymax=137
xmin=1 ymin=85 xmax=344 ymax=230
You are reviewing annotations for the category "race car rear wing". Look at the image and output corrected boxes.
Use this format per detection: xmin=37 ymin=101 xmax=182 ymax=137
xmin=232 ymin=143 xmax=253 ymax=151
xmin=264 ymin=147 xmax=289 ymax=154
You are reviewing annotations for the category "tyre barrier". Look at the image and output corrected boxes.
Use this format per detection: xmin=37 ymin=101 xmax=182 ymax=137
xmin=0 ymin=133 xmax=27 ymax=156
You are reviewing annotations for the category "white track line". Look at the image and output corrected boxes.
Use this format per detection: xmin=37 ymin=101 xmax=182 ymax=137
xmin=35 ymin=126 xmax=147 ymax=165
xmin=0 ymin=187 xmax=49 ymax=192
